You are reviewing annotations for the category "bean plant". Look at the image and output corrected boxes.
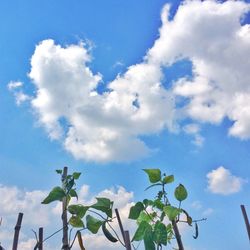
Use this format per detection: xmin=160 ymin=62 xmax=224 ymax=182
xmin=41 ymin=167 xmax=119 ymax=250
xmin=129 ymin=169 xmax=205 ymax=250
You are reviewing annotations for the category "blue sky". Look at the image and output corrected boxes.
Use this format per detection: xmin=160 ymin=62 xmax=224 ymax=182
xmin=1 ymin=0 xmax=250 ymax=249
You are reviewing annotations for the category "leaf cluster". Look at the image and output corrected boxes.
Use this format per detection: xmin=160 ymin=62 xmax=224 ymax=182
xmin=41 ymin=169 xmax=118 ymax=249
xmin=129 ymin=169 xmax=198 ymax=250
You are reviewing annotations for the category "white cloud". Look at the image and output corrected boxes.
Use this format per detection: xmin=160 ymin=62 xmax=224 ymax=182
xmin=148 ymin=0 xmax=250 ymax=138
xmin=14 ymin=91 xmax=30 ymax=105
xmin=0 ymin=184 xmax=62 ymax=249
xmin=7 ymin=81 xmax=23 ymax=90
xmin=10 ymin=0 xmax=250 ymax=162
xmin=28 ymin=40 xmax=175 ymax=162
xmin=183 ymin=123 xmax=204 ymax=146
xmin=207 ymin=166 xmax=246 ymax=195
xmin=0 ymin=185 xmax=53 ymax=226
xmin=7 ymin=81 xmax=30 ymax=105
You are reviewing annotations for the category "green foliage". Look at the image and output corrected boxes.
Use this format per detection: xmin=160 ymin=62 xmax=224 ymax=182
xmin=162 ymin=175 xmax=174 ymax=184
xmin=132 ymin=221 xmax=151 ymax=241
xmin=42 ymin=166 xmax=204 ymax=250
xmin=86 ymin=215 xmax=103 ymax=234
xmin=163 ymin=206 xmax=182 ymax=221
xmin=42 ymin=167 xmax=116 ymax=249
xmin=129 ymin=168 xmax=203 ymax=250
xmin=153 ymin=221 xmax=168 ymax=246
xmin=143 ymin=169 xmax=161 ymax=183
xmin=128 ymin=202 xmax=144 ymax=220
xmin=41 ymin=186 xmax=66 ymax=204
xmin=68 ymin=204 xmax=89 ymax=218
xmin=174 ymin=184 xmax=188 ymax=201
xmin=69 ymin=216 xmax=84 ymax=228
xmin=91 ymin=197 xmax=113 ymax=218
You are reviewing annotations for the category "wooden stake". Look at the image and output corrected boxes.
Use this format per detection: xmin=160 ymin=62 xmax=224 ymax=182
xmin=12 ymin=213 xmax=23 ymax=250
xmin=62 ymin=166 xmax=70 ymax=250
xmin=241 ymin=205 xmax=250 ymax=242
xmin=124 ymin=231 xmax=132 ymax=250
xmin=115 ymin=209 xmax=125 ymax=243
xmin=38 ymin=227 xmax=43 ymax=250
xmin=172 ymin=220 xmax=184 ymax=250
xmin=115 ymin=209 xmax=131 ymax=250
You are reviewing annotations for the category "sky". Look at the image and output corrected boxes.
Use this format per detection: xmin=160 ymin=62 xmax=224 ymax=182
xmin=0 ymin=0 xmax=250 ymax=249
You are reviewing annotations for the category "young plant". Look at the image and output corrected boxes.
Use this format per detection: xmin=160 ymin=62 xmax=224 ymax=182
xmin=41 ymin=167 xmax=120 ymax=249
xmin=129 ymin=169 xmax=205 ymax=250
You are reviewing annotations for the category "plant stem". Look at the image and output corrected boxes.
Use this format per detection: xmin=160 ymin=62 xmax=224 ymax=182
xmin=62 ymin=167 xmax=70 ymax=250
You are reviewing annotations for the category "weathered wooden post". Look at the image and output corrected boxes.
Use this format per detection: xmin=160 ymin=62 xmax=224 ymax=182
xmin=38 ymin=227 xmax=43 ymax=250
xmin=241 ymin=205 xmax=250 ymax=242
xmin=62 ymin=166 xmax=70 ymax=250
xmin=115 ymin=208 xmax=132 ymax=250
xmin=12 ymin=212 xmax=23 ymax=250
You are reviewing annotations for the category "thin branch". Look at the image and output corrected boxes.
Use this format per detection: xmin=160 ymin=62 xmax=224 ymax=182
xmin=68 ymin=228 xmax=73 ymax=246
xmin=69 ymin=229 xmax=86 ymax=249
xmin=42 ymin=226 xmax=65 ymax=243
xmin=132 ymin=240 xmax=142 ymax=250
xmin=106 ymin=220 xmax=125 ymax=247
xmin=31 ymin=229 xmax=38 ymax=242
xmin=88 ymin=209 xmax=107 ymax=221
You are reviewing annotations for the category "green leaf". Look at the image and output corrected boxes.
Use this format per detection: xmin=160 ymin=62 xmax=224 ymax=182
xmin=41 ymin=186 xmax=66 ymax=204
xmin=163 ymin=206 xmax=182 ymax=221
xmin=68 ymin=205 xmax=89 ymax=218
xmin=86 ymin=215 xmax=103 ymax=234
xmin=153 ymin=221 xmax=168 ymax=246
xmin=73 ymin=172 xmax=81 ymax=180
xmin=91 ymin=197 xmax=113 ymax=218
xmin=162 ymin=175 xmax=174 ymax=184
xmin=174 ymin=184 xmax=188 ymax=201
xmin=129 ymin=202 xmax=144 ymax=220
xmin=66 ymin=178 xmax=75 ymax=192
xmin=132 ymin=221 xmax=151 ymax=241
xmin=137 ymin=211 xmax=151 ymax=224
xmin=69 ymin=189 xmax=78 ymax=199
xmin=143 ymin=199 xmax=154 ymax=207
xmin=160 ymin=211 xmax=165 ymax=221
xmin=153 ymin=199 xmax=164 ymax=210
xmin=166 ymin=223 xmax=172 ymax=233
xmin=102 ymin=222 xmax=118 ymax=243
xmin=69 ymin=216 xmax=84 ymax=228
xmin=55 ymin=169 xmax=62 ymax=174
xmin=143 ymin=169 xmax=161 ymax=183
xmin=144 ymin=226 xmax=155 ymax=250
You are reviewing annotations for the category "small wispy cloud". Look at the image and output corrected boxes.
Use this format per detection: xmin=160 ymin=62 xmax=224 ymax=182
xmin=7 ymin=81 xmax=23 ymax=90
xmin=112 ymin=60 xmax=125 ymax=69
xmin=183 ymin=123 xmax=204 ymax=147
